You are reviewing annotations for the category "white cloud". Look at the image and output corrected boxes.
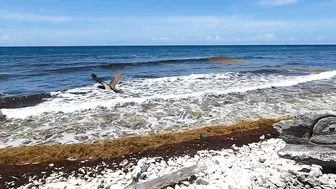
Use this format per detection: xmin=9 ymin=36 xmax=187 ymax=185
xmin=0 ymin=11 xmax=298 ymax=35
xmin=1 ymin=10 xmax=336 ymax=45
xmin=259 ymin=0 xmax=299 ymax=6
xmin=0 ymin=10 xmax=72 ymax=22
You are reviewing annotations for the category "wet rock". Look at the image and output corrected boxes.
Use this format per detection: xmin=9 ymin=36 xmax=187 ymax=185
xmin=121 ymin=114 xmax=146 ymax=128
xmin=74 ymin=135 xmax=89 ymax=141
xmin=22 ymin=140 xmax=32 ymax=145
xmin=0 ymin=92 xmax=52 ymax=109
xmin=102 ymin=113 xmax=119 ymax=122
xmin=274 ymin=113 xmax=336 ymax=168
xmin=0 ymin=110 xmax=6 ymax=121
xmin=189 ymin=111 xmax=201 ymax=119
xmin=115 ymin=102 xmax=136 ymax=108
xmin=24 ymin=118 xmax=34 ymax=123
xmin=141 ymin=104 xmax=153 ymax=112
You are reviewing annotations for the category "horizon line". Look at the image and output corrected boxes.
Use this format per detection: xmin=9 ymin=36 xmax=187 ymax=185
xmin=1 ymin=43 xmax=336 ymax=47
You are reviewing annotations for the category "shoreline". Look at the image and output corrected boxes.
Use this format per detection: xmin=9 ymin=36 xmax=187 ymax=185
xmin=0 ymin=118 xmax=281 ymax=188
xmin=0 ymin=118 xmax=284 ymax=165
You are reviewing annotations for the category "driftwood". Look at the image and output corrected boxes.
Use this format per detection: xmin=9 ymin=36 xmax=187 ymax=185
xmin=125 ymin=164 xmax=207 ymax=189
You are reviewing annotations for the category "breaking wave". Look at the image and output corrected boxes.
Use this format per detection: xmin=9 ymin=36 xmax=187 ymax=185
xmin=2 ymin=70 xmax=336 ymax=119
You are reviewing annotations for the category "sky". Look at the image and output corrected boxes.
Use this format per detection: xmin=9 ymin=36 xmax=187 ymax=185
xmin=0 ymin=0 xmax=336 ymax=46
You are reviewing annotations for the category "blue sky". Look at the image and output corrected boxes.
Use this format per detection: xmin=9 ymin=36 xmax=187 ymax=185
xmin=1 ymin=0 xmax=336 ymax=46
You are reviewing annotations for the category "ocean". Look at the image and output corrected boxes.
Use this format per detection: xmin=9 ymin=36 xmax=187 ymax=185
xmin=0 ymin=45 xmax=336 ymax=148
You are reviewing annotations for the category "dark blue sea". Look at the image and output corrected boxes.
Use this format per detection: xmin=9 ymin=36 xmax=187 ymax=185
xmin=0 ymin=45 xmax=336 ymax=147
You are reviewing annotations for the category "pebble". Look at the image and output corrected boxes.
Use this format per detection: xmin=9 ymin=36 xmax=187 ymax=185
xmin=269 ymin=177 xmax=286 ymax=188
xmin=195 ymin=178 xmax=209 ymax=185
xmin=17 ymin=139 xmax=336 ymax=189
xmin=321 ymin=185 xmax=335 ymax=189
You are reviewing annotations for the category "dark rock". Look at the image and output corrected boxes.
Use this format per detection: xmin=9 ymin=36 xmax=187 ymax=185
xmin=273 ymin=113 xmax=336 ymax=168
xmin=0 ymin=93 xmax=52 ymax=109
xmin=74 ymin=135 xmax=89 ymax=141
xmin=310 ymin=117 xmax=336 ymax=144
xmin=195 ymin=178 xmax=209 ymax=185
xmin=0 ymin=110 xmax=6 ymax=121
xmin=273 ymin=113 xmax=336 ymax=143
xmin=299 ymin=168 xmax=311 ymax=173
xmin=278 ymin=144 xmax=336 ymax=168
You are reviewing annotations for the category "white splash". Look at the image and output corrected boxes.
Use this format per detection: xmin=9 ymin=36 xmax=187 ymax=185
xmin=3 ymin=71 xmax=336 ymax=119
xmin=1 ymin=70 xmax=336 ymax=148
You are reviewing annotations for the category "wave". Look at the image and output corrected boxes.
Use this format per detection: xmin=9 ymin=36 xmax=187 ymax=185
xmin=2 ymin=70 xmax=336 ymax=119
xmin=0 ymin=92 xmax=52 ymax=109
xmin=245 ymin=66 xmax=331 ymax=75
xmin=247 ymin=69 xmax=285 ymax=75
xmin=1 ymin=66 xmax=330 ymax=110
xmin=245 ymin=68 xmax=303 ymax=75
xmin=242 ymin=56 xmax=277 ymax=59
xmin=44 ymin=56 xmax=242 ymax=73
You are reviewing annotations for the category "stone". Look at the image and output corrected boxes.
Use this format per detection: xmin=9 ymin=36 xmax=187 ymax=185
xmin=0 ymin=110 xmax=6 ymax=121
xmin=274 ymin=113 xmax=336 ymax=168
xmin=319 ymin=175 xmax=330 ymax=185
xmin=74 ymin=135 xmax=89 ymax=141
xmin=268 ymin=178 xmax=286 ymax=188
xmin=96 ymin=183 xmax=104 ymax=189
xmin=310 ymin=117 xmax=336 ymax=144
xmin=309 ymin=169 xmax=322 ymax=178
xmin=268 ymin=182 xmax=277 ymax=189
xmin=274 ymin=113 xmax=336 ymax=141
xmin=321 ymin=185 xmax=335 ymax=189
xmin=297 ymin=174 xmax=321 ymax=187
xmin=195 ymin=178 xmax=209 ymax=185
xmin=278 ymin=142 xmax=336 ymax=168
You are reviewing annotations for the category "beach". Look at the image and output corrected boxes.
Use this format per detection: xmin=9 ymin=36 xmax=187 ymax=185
xmin=1 ymin=45 xmax=336 ymax=188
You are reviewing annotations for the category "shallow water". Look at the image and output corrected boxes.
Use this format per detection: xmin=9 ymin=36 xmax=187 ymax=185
xmin=1 ymin=45 xmax=336 ymax=147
